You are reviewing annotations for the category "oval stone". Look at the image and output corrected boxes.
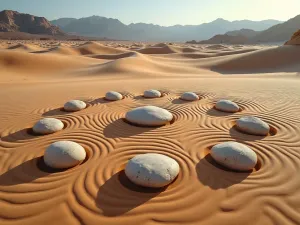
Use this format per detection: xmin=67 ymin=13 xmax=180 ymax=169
xmin=215 ymin=99 xmax=239 ymax=113
xmin=125 ymin=153 xmax=180 ymax=188
xmin=211 ymin=142 xmax=257 ymax=171
xmin=105 ymin=91 xmax=123 ymax=101
xmin=180 ymin=92 xmax=199 ymax=101
xmin=44 ymin=141 xmax=86 ymax=169
xmin=125 ymin=106 xmax=173 ymax=126
xmin=236 ymin=116 xmax=270 ymax=136
xmin=33 ymin=118 xmax=64 ymax=134
xmin=144 ymin=89 xmax=161 ymax=98
xmin=64 ymin=100 xmax=86 ymax=112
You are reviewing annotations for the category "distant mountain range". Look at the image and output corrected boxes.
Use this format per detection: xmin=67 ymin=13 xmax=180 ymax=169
xmin=1 ymin=9 xmax=298 ymax=43
xmin=51 ymin=16 xmax=282 ymax=41
xmin=188 ymin=14 xmax=300 ymax=44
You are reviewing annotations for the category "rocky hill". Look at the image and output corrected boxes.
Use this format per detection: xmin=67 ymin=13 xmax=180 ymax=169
xmin=0 ymin=10 xmax=64 ymax=35
xmin=285 ymin=30 xmax=300 ymax=45
xmin=251 ymin=14 xmax=300 ymax=43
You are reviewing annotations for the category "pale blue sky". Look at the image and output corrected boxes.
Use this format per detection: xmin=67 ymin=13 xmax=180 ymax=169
xmin=1 ymin=0 xmax=299 ymax=25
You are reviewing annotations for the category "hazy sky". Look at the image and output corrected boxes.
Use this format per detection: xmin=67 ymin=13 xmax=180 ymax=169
xmin=1 ymin=0 xmax=299 ymax=26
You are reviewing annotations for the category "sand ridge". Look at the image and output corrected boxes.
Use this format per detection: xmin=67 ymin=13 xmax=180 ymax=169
xmin=0 ymin=40 xmax=300 ymax=225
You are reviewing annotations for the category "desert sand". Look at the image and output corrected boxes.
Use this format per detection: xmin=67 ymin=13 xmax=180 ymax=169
xmin=0 ymin=40 xmax=300 ymax=225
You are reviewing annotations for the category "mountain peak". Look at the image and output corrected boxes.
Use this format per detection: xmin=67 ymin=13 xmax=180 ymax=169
xmin=213 ymin=18 xmax=228 ymax=23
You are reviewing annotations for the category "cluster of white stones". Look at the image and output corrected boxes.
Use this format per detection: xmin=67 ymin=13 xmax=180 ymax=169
xmin=34 ymin=92 xmax=271 ymax=187
xmin=123 ymin=96 xmax=271 ymax=186
xmin=210 ymin=100 xmax=269 ymax=172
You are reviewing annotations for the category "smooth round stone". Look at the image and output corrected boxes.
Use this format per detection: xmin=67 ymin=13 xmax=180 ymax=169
xmin=211 ymin=142 xmax=257 ymax=171
xmin=215 ymin=99 xmax=239 ymax=113
xmin=144 ymin=89 xmax=161 ymax=98
xmin=105 ymin=91 xmax=123 ymax=101
xmin=64 ymin=100 xmax=86 ymax=112
xmin=125 ymin=153 xmax=180 ymax=188
xmin=44 ymin=141 xmax=86 ymax=169
xmin=236 ymin=116 xmax=270 ymax=136
xmin=180 ymin=92 xmax=199 ymax=101
xmin=33 ymin=118 xmax=64 ymax=134
xmin=125 ymin=106 xmax=173 ymax=126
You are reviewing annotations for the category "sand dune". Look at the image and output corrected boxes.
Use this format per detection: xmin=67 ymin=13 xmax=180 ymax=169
xmin=75 ymin=41 xmax=129 ymax=55
xmin=203 ymin=45 xmax=300 ymax=73
xmin=7 ymin=43 xmax=43 ymax=52
xmin=73 ymin=53 xmax=213 ymax=76
xmin=0 ymin=49 xmax=101 ymax=77
xmin=0 ymin=40 xmax=300 ymax=225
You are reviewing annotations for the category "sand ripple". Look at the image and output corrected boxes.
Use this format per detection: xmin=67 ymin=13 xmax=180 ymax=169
xmin=1 ymin=87 xmax=300 ymax=224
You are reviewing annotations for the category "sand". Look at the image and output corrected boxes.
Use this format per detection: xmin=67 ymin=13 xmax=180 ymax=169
xmin=0 ymin=40 xmax=300 ymax=225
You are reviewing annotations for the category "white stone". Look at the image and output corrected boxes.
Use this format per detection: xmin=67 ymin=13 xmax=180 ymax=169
xmin=105 ymin=91 xmax=123 ymax=101
xmin=125 ymin=106 xmax=173 ymax=126
xmin=215 ymin=99 xmax=239 ymax=113
xmin=44 ymin=141 xmax=86 ymax=169
xmin=64 ymin=100 xmax=86 ymax=112
xmin=144 ymin=89 xmax=161 ymax=98
xmin=33 ymin=118 xmax=64 ymax=134
xmin=236 ymin=116 xmax=270 ymax=136
xmin=211 ymin=142 xmax=257 ymax=171
xmin=180 ymin=92 xmax=199 ymax=101
xmin=125 ymin=153 xmax=180 ymax=188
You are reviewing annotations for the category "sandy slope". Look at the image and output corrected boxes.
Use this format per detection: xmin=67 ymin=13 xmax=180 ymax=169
xmin=0 ymin=40 xmax=300 ymax=225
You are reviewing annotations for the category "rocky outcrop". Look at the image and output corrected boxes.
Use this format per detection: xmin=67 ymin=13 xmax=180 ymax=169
xmin=285 ymin=29 xmax=300 ymax=45
xmin=0 ymin=10 xmax=65 ymax=35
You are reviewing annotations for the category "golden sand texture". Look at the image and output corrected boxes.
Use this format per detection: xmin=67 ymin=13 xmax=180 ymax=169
xmin=0 ymin=40 xmax=300 ymax=225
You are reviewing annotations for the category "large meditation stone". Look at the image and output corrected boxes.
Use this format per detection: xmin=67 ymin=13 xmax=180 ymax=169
xmin=125 ymin=153 xmax=180 ymax=188
xmin=125 ymin=106 xmax=173 ymax=126
xmin=211 ymin=142 xmax=257 ymax=171
xmin=144 ymin=89 xmax=162 ymax=98
xmin=44 ymin=141 xmax=86 ymax=169
xmin=236 ymin=116 xmax=270 ymax=136
xmin=215 ymin=100 xmax=239 ymax=113
xmin=64 ymin=100 xmax=86 ymax=112
xmin=105 ymin=91 xmax=123 ymax=101
xmin=180 ymin=92 xmax=199 ymax=101
xmin=33 ymin=118 xmax=64 ymax=134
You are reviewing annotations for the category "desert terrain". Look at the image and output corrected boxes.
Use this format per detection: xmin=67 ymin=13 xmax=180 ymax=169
xmin=0 ymin=40 xmax=300 ymax=225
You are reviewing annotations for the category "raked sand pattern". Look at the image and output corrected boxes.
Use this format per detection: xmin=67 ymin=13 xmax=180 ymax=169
xmin=0 ymin=41 xmax=300 ymax=225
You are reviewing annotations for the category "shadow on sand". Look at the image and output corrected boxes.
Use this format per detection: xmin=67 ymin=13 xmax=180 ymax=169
xmin=196 ymin=154 xmax=252 ymax=189
xmin=96 ymin=170 xmax=165 ymax=216
xmin=103 ymin=118 xmax=158 ymax=138
xmin=0 ymin=157 xmax=68 ymax=186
